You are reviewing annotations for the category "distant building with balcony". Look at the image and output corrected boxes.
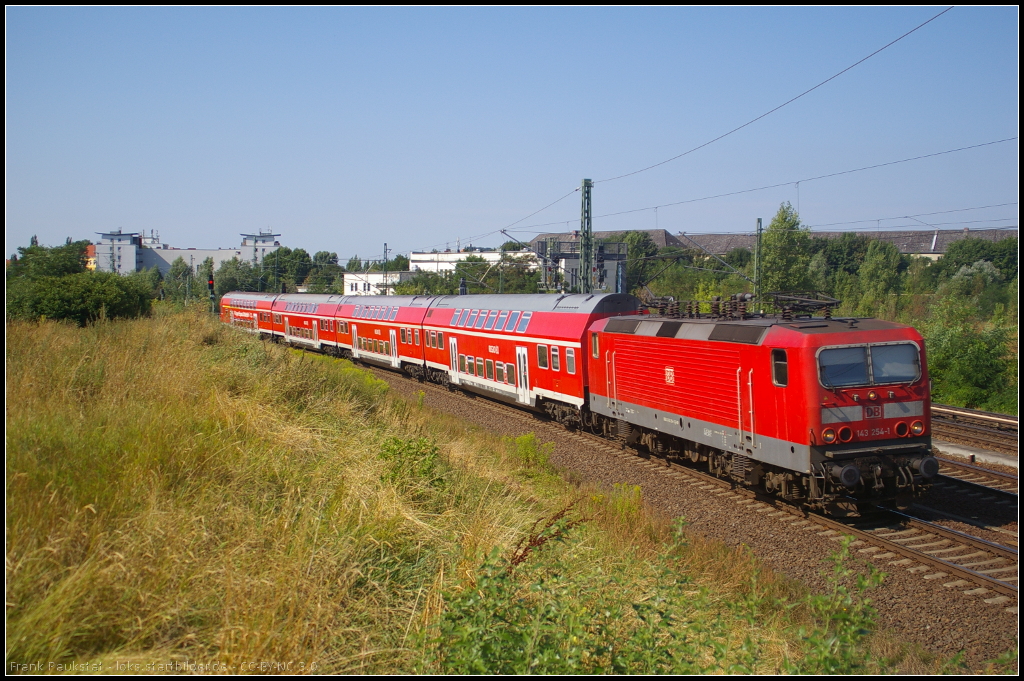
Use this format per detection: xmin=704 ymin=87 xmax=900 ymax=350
xmin=92 ymin=230 xmax=284 ymax=275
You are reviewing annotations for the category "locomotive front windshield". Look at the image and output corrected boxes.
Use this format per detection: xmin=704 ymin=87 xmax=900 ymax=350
xmin=818 ymin=343 xmax=921 ymax=387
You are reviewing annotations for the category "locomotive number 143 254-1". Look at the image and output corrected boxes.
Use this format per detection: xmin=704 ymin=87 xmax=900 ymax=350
xmin=857 ymin=427 xmax=891 ymax=437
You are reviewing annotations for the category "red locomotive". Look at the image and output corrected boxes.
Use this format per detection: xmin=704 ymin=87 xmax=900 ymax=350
xmin=221 ymin=291 xmax=936 ymax=513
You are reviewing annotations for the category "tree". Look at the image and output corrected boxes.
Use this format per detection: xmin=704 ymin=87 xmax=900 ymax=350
xmin=621 ymin=231 xmax=659 ymax=294
xmin=760 ymin=202 xmax=811 ymax=295
xmin=346 ymin=255 xmax=363 ymax=272
xmin=854 ymin=240 xmax=904 ymax=317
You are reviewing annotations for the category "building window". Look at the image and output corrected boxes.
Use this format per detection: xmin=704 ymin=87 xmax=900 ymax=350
xmin=566 ymin=348 xmax=576 ymax=374
xmin=551 ymin=347 xmax=560 ymax=372
xmin=537 ymin=345 xmax=548 ymax=369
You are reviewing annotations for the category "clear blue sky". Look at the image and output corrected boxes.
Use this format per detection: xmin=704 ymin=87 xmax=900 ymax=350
xmin=6 ymin=7 xmax=1019 ymax=262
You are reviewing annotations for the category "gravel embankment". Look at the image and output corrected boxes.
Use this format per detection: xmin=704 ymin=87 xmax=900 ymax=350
xmin=373 ymin=368 xmax=1018 ymax=669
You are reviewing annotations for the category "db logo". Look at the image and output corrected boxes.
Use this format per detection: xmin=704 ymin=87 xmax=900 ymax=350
xmin=865 ymin=405 xmax=883 ymax=419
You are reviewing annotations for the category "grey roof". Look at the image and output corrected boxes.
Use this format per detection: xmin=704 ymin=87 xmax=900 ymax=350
xmin=678 ymin=228 xmax=1017 ymax=255
xmin=432 ymin=293 xmax=641 ymax=315
xmin=530 ymin=229 xmax=686 ymax=250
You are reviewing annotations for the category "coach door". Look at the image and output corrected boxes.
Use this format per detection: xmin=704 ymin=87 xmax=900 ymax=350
xmin=449 ymin=337 xmax=460 ymax=385
xmin=390 ymin=329 xmax=400 ymax=368
xmin=351 ymin=324 xmax=360 ymax=359
xmin=515 ymin=346 xmax=530 ymax=405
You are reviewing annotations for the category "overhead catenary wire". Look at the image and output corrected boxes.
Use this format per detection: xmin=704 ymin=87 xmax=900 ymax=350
xmin=596 ymin=6 xmax=956 ymax=184
xmin=503 ymin=137 xmax=1018 ymax=235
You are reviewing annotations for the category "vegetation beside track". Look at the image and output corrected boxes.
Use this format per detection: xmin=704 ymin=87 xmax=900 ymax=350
xmin=7 ymin=310 xmax=1009 ymax=673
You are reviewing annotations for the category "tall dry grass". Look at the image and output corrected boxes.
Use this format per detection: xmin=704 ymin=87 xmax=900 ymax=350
xmin=6 ymin=309 xmax=969 ymax=673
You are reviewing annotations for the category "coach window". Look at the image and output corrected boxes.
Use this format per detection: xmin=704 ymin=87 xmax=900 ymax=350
xmin=437 ymin=332 xmax=444 ymax=348
xmin=466 ymin=310 xmax=479 ymax=327
xmin=537 ymin=345 xmax=549 ymax=369
xmin=485 ymin=359 xmax=494 ymax=380
xmin=429 ymin=331 xmax=436 ymax=348
xmin=456 ymin=309 xmax=470 ymax=326
xmin=494 ymin=311 xmax=509 ymax=330
xmin=384 ymin=341 xmax=391 ymax=354
xmin=452 ymin=309 xmax=462 ymax=326
xmin=459 ymin=354 xmax=467 ymax=372
xmin=566 ymin=348 xmax=577 ymax=374
xmin=484 ymin=311 xmax=499 ymax=330
xmin=772 ymin=349 xmax=788 ymax=387
xmin=551 ymin=347 xmax=560 ymax=372
xmin=515 ymin=312 xmax=533 ymax=333
xmin=401 ymin=328 xmax=407 ymax=343
xmin=504 ymin=311 xmax=521 ymax=331
xmin=506 ymin=364 xmax=516 ymax=385
xmin=496 ymin=362 xmax=505 ymax=382
xmin=274 ymin=314 xmax=282 ymax=324
xmin=476 ymin=358 xmax=484 ymax=376
xmin=390 ymin=307 xmax=399 ymax=321
xmin=474 ymin=311 xmax=489 ymax=329
xmin=414 ymin=329 xmax=420 ymax=345
xmin=467 ymin=356 xmax=475 ymax=375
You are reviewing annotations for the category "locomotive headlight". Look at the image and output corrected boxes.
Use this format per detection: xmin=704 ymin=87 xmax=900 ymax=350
xmin=911 ymin=420 xmax=925 ymax=436
xmin=867 ymin=390 xmax=878 ymax=401
xmin=822 ymin=428 xmax=837 ymax=444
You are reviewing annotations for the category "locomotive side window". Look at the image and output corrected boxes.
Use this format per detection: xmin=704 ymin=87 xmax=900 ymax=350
xmin=566 ymin=348 xmax=576 ymax=374
xmin=591 ymin=334 xmax=599 ymax=358
xmin=537 ymin=345 xmax=549 ymax=369
xmin=495 ymin=363 xmax=504 ymax=382
xmin=504 ymin=312 xmax=521 ymax=331
xmin=551 ymin=347 xmax=560 ymax=372
xmin=771 ymin=349 xmax=788 ymax=387
xmin=870 ymin=344 xmax=920 ymax=383
xmin=819 ymin=347 xmax=868 ymax=387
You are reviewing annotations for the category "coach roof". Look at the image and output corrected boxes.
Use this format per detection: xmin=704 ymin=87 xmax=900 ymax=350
xmin=431 ymin=293 xmax=641 ymax=315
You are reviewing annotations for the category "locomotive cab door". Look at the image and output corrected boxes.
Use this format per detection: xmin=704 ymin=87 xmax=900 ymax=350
xmin=449 ymin=337 xmax=460 ymax=385
xmin=515 ymin=346 xmax=530 ymax=405
xmin=390 ymin=329 xmax=400 ymax=368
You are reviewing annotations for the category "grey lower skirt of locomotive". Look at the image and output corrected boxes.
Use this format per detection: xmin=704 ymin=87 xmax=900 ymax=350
xmin=738 ymin=437 xmax=937 ymax=515
xmin=606 ymin=415 xmax=939 ymax=515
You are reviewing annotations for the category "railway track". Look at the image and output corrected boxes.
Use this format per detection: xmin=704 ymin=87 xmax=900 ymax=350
xmin=932 ymin=404 xmax=1019 ymax=456
xmin=936 ymin=457 xmax=1018 ymax=497
xmin=367 ymin=365 xmax=1018 ymax=613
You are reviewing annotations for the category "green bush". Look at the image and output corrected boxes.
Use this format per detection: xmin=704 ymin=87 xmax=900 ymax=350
xmin=7 ymin=271 xmax=153 ymax=325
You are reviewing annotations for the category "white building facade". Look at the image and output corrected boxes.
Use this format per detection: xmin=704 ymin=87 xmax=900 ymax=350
xmin=408 ymin=249 xmax=537 ymax=273
xmin=93 ymin=230 xmax=283 ymax=276
xmin=341 ymin=271 xmax=417 ymax=295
